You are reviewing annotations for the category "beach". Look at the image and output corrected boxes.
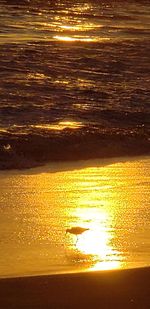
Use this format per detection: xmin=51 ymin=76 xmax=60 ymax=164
xmin=0 ymin=1 xmax=150 ymax=307
xmin=0 ymin=267 xmax=150 ymax=309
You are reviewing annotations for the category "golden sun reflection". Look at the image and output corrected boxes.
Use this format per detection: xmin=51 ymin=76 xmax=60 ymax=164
xmin=53 ymin=35 xmax=95 ymax=42
xmin=92 ymin=260 xmax=121 ymax=271
xmin=31 ymin=120 xmax=84 ymax=131
xmin=54 ymin=35 xmax=110 ymax=43
xmin=71 ymin=207 xmax=123 ymax=271
xmin=3 ymin=157 xmax=148 ymax=277
xmin=77 ymin=229 xmax=111 ymax=256
xmin=59 ymin=23 xmax=102 ymax=31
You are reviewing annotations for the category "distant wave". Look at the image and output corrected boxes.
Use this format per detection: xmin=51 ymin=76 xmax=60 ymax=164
xmin=0 ymin=126 xmax=149 ymax=170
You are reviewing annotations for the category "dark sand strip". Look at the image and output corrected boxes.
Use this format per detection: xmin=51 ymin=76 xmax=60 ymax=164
xmin=0 ymin=267 xmax=150 ymax=309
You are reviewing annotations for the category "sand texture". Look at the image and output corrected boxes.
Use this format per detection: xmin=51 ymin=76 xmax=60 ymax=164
xmin=0 ymin=267 xmax=150 ymax=309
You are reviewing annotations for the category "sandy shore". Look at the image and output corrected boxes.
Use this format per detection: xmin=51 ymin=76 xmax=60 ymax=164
xmin=0 ymin=267 xmax=150 ymax=309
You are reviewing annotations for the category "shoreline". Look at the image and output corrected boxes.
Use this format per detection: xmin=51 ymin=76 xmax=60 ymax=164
xmin=0 ymin=267 xmax=150 ymax=309
xmin=0 ymin=129 xmax=149 ymax=170
xmin=0 ymin=154 xmax=150 ymax=174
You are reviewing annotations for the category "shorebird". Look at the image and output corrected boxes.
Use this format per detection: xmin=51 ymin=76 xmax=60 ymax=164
xmin=66 ymin=226 xmax=89 ymax=237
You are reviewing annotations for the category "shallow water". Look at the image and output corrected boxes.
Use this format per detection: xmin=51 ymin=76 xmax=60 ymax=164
xmin=0 ymin=156 xmax=150 ymax=278
xmin=0 ymin=0 xmax=149 ymax=168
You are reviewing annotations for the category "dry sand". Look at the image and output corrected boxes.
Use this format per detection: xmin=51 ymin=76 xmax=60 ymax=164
xmin=0 ymin=267 xmax=150 ymax=309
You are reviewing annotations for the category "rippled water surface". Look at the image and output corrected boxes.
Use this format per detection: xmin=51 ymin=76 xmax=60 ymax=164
xmin=0 ymin=1 xmax=149 ymax=169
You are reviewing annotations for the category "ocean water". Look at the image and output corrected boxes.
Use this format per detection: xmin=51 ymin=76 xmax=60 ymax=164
xmin=0 ymin=0 xmax=150 ymax=169
xmin=0 ymin=156 xmax=150 ymax=278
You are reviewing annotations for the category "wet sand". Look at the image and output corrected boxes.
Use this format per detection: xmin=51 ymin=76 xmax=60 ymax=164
xmin=0 ymin=267 xmax=150 ymax=309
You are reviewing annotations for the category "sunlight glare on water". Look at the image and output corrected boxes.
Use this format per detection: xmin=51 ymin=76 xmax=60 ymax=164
xmin=0 ymin=157 xmax=149 ymax=277
xmin=30 ymin=120 xmax=84 ymax=131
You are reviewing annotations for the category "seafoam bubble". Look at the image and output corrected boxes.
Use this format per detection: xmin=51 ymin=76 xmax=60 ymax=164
xmin=3 ymin=144 xmax=12 ymax=151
